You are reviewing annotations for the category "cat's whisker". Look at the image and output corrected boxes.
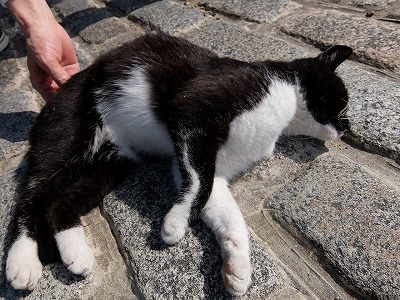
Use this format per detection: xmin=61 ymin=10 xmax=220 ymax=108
xmin=294 ymin=136 xmax=315 ymax=140
xmin=337 ymin=106 xmax=348 ymax=118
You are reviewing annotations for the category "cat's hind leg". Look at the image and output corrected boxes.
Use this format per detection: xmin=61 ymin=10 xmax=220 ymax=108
xmin=6 ymin=192 xmax=48 ymax=290
xmin=200 ymin=177 xmax=251 ymax=296
xmin=46 ymin=159 xmax=133 ymax=277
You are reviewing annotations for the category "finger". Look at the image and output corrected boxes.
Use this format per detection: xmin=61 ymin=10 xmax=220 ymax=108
xmin=40 ymin=88 xmax=57 ymax=102
xmin=64 ymin=62 xmax=80 ymax=78
xmin=27 ymin=55 xmax=59 ymax=102
xmin=33 ymin=76 xmax=58 ymax=102
xmin=31 ymin=77 xmax=58 ymax=102
xmin=27 ymin=47 xmax=72 ymax=87
xmin=44 ymin=61 xmax=71 ymax=86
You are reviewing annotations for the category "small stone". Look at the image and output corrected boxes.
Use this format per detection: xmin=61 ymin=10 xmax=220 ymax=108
xmin=366 ymin=11 xmax=375 ymax=17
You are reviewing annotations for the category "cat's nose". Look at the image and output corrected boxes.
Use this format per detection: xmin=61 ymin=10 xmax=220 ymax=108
xmin=338 ymin=125 xmax=350 ymax=137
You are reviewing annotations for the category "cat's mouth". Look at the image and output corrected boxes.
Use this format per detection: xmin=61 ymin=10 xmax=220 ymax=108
xmin=317 ymin=124 xmax=344 ymax=141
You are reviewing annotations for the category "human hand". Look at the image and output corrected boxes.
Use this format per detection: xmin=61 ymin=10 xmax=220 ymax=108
xmin=26 ymin=22 xmax=80 ymax=101
xmin=7 ymin=0 xmax=80 ymax=102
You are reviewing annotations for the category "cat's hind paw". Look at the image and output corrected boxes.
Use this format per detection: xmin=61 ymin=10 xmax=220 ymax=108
xmin=222 ymin=255 xmax=251 ymax=296
xmin=6 ymin=235 xmax=43 ymax=290
xmin=59 ymin=242 xmax=94 ymax=276
xmin=55 ymin=227 xmax=94 ymax=277
xmin=221 ymin=237 xmax=251 ymax=296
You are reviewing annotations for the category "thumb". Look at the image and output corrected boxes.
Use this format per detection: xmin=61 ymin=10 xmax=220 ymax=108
xmin=44 ymin=61 xmax=71 ymax=86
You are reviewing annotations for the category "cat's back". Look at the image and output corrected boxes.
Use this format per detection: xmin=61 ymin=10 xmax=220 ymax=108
xmin=95 ymin=33 xmax=217 ymax=76
xmin=36 ymin=34 xmax=272 ymax=161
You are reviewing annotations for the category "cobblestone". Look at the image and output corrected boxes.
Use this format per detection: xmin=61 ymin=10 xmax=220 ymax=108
xmin=103 ymin=0 xmax=158 ymax=13
xmin=0 ymin=58 xmax=23 ymax=92
xmin=278 ymin=7 xmax=400 ymax=73
xmin=52 ymin=0 xmax=98 ymax=18
xmin=268 ymin=154 xmax=400 ymax=299
xmin=338 ymin=63 xmax=400 ymax=159
xmin=129 ymin=0 xmax=208 ymax=34
xmin=183 ymin=20 xmax=315 ymax=61
xmin=203 ymin=0 xmax=301 ymax=23
xmin=0 ymin=90 xmax=39 ymax=160
xmin=103 ymin=163 xmax=282 ymax=299
xmin=79 ymin=17 xmax=133 ymax=44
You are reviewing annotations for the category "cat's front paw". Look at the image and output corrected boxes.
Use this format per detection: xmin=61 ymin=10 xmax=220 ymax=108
xmin=161 ymin=208 xmax=189 ymax=245
xmin=6 ymin=235 xmax=43 ymax=290
xmin=221 ymin=238 xmax=251 ymax=296
xmin=55 ymin=227 xmax=94 ymax=277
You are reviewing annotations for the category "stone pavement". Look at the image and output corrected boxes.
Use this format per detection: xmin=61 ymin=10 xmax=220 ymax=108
xmin=0 ymin=0 xmax=399 ymax=299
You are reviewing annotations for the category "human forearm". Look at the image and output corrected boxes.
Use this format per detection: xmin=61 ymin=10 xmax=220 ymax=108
xmin=6 ymin=0 xmax=57 ymax=38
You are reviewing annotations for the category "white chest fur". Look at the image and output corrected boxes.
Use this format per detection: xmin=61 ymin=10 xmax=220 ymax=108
xmin=215 ymin=79 xmax=297 ymax=179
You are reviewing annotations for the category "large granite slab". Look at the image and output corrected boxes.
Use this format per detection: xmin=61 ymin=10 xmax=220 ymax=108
xmin=103 ymin=162 xmax=282 ymax=299
xmin=203 ymin=0 xmax=300 ymax=23
xmin=338 ymin=63 xmax=400 ymax=159
xmin=278 ymin=7 xmax=400 ymax=72
xmin=129 ymin=0 xmax=208 ymax=35
xmin=183 ymin=20 xmax=316 ymax=61
xmin=0 ymin=90 xmax=39 ymax=160
xmin=267 ymin=153 xmax=400 ymax=299
xmin=232 ymin=137 xmax=329 ymax=217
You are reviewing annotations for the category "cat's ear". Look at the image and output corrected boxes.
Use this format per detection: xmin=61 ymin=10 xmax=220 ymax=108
xmin=317 ymin=45 xmax=352 ymax=71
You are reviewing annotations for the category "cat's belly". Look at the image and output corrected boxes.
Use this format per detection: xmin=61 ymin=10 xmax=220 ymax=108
xmin=215 ymin=129 xmax=277 ymax=180
xmin=94 ymin=67 xmax=175 ymax=159
xmin=108 ymin=123 xmax=174 ymax=159
xmin=91 ymin=121 xmax=174 ymax=160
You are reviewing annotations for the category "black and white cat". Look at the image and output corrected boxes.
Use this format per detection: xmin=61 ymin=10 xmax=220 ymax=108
xmin=6 ymin=33 xmax=352 ymax=296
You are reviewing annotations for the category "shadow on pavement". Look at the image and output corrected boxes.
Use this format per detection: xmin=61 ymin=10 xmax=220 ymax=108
xmin=0 ymin=112 xmax=37 ymax=143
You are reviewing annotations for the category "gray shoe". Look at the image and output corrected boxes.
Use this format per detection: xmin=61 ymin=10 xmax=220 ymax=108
xmin=0 ymin=30 xmax=9 ymax=53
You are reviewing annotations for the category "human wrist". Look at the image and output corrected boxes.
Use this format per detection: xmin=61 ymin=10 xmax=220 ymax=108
xmin=6 ymin=0 xmax=57 ymax=37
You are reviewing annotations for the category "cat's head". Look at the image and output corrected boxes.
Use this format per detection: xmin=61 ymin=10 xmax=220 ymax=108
xmin=285 ymin=45 xmax=352 ymax=141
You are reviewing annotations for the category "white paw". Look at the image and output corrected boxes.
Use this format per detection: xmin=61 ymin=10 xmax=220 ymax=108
xmin=59 ymin=243 xmax=94 ymax=276
xmin=6 ymin=234 xmax=43 ymax=290
xmin=161 ymin=207 xmax=189 ymax=245
xmin=55 ymin=226 xmax=94 ymax=277
xmin=221 ymin=238 xmax=251 ymax=296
